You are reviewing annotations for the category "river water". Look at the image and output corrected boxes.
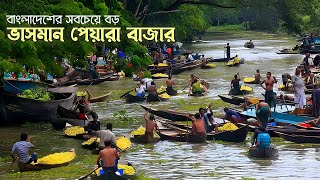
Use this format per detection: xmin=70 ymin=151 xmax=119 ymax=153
xmin=1 ymin=32 xmax=319 ymax=180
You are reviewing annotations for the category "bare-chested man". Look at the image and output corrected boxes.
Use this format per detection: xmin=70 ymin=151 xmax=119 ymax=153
xmin=144 ymin=112 xmax=158 ymax=142
xmin=97 ymin=140 xmax=120 ymax=173
xmin=255 ymin=69 xmax=261 ymax=83
xmin=166 ymin=76 xmax=175 ymax=92
xmin=260 ymin=72 xmax=277 ymax=111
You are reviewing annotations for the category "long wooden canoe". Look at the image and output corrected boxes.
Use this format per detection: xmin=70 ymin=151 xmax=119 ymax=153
xmin=156 ymin=124 xmax=207 ymax=143
xmin=1 ymin=90 xmax=75 ymax=126
xmin=90 ymin=92 xmax=112 ymax=103
xmin=130 ymin=135 xmax=160 ymax=144
xmin=270 ymin=127 xmax=320 ymax=136
xmin=248 ymin=146 xmax=278 ymax=158
xmin=218 ymin=94 xmax=246 ymax=105
xmin=161 ymin=120 xmax=249 ymax=142
xmin=125 ymin=94 xmax=146 ymax=103
xmin=19 ymin=161 xmax=71 ymax=172
xmin=275 ymin=132 xmax=320 ymax=143
xmin=207 ymin=124 xmax=249 ymax=142
xmin=140 ymin=105 xmax=190 ymax=121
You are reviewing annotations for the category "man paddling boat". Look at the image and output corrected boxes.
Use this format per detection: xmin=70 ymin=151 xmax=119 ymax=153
xmin=260 ymin=72 xmax=277 ymax=111
xmin=251 ymin=127 xmax=271 ymax=149
xmin=190 ymin=79 xmax=208 ymax=95
xmin=97 ymin=140 xmax=120 ymax=173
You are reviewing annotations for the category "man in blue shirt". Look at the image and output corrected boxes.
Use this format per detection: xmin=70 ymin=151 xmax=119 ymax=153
xmin=12 ymin=133 xmax=37 ymax=164
xmin=252 ymin=127 xmax=271 ymax=149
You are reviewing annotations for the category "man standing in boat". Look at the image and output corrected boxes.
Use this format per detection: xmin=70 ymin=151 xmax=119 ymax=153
xmin=292 ymin=68 xmax=306 ymax=108
xmin=260 ymin=72 xmax=277 ymax=112
xmin=225 ymin=43 xmax=231 ymax=61
xmin=11 ymin=133 xmax=37 ymax=166
xmin=166 ymin=76 xmax=175 ymax=95
xmin=144 ymin=112 xmax=158 ymax=142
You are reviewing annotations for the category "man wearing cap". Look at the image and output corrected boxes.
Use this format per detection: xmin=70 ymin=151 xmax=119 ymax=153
xmin=144 ymin=112 xmax=158 ymax=142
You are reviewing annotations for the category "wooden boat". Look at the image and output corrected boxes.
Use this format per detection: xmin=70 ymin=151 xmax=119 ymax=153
xmin=18 ymin=150 xmax=76 ymax=172
xmin=87 ymin=166 xmax=135 ymax=180
xmin=125 ymin=94 xmax=146 ymax=103
xmin=271 ymin=127 xmax=320 ymax=136
xmin=163 ymin=120 xmax=249 ymax=142
xmin=275 ymin=132 xmax=320 ymax=143
xmin=130 ymin=135 xmax=160 ymax=143
xmin=276 ymin=51 xmax=299 ymax=54
xmin=208 ymin=56 xmax=235 ymax=63
xmin=172 ymin=61 xmax=202 ymax=75
xmin=19 ymin=161 xmax=71 ymax=172
xmin=62 ymin=75 xmax=115 ymax=86
xmin=140 ymin=105 xmax=190 ymax=121
xmin=248 ymin=146 xmax=278 ymax=158
xmin=1 ymin=88 xmax=76 ymax=126
xmin=240 ymin=109 xmax=314 ymax=125
xmin=200 ymin=63 xmax=216 ymax=69
xmin=156 ymin=125 xmax=207 ymax=143
xmin=244 ymin=42 xmax=254 ymax=48
xmin=207 ymin=124 xmax=249 ymax=142
xmin=166 ymin=88 xmax=178 ymax=96
xmin=160 ymin=120 xmax=248 ymax=142
xmin=3 ymin=79 xmax=45 ymax=94
xmin=218 ymin=94 xmax=246 ymax=105
xmin=57 ymin=105 xmax=78 ymax=119
xmin=189 ymin=80 xmax=210 ymax=96
xmin=90 ymin=92 xmax=112 ymax=103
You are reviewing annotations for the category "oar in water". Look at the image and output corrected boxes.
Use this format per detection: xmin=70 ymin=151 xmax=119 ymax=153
xmin=119 ymin=89 xmax=134 ymax=98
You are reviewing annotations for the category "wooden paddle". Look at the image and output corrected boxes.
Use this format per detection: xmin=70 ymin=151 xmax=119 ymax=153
xmin=119 ymin=88 xmax=134 ymax=98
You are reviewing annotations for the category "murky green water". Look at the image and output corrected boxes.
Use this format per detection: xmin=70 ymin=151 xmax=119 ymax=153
xmin=1 ymin=32 xmax=319 ymax=180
